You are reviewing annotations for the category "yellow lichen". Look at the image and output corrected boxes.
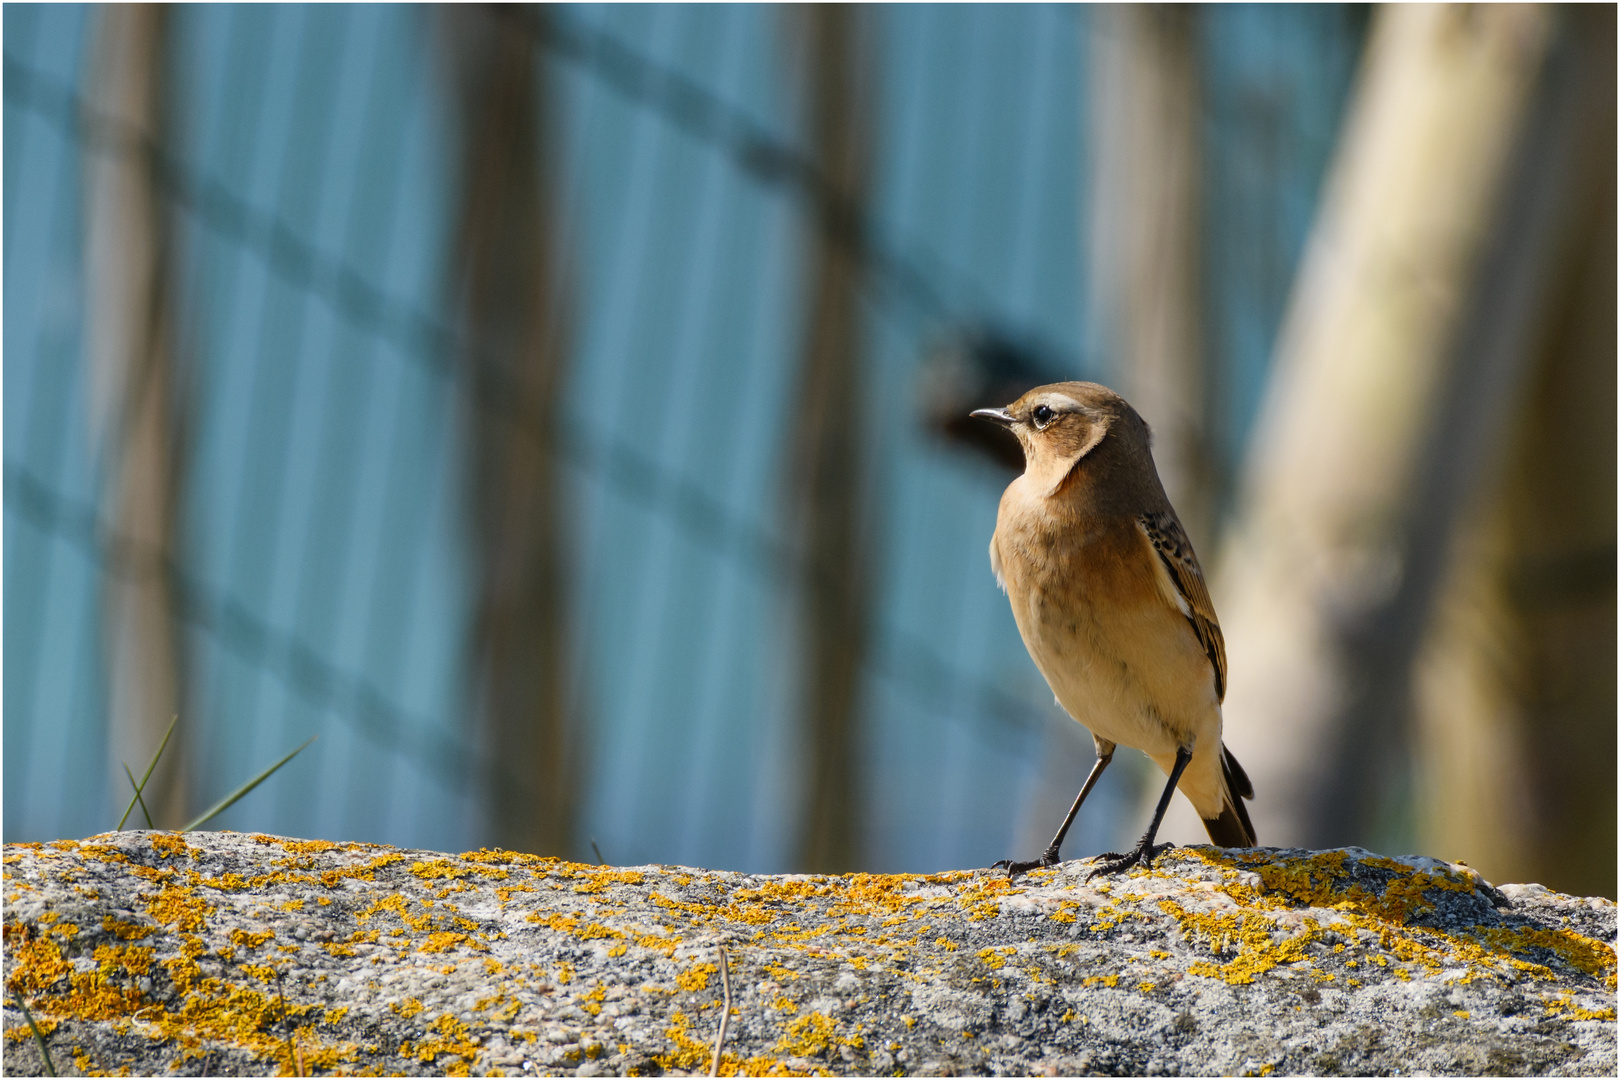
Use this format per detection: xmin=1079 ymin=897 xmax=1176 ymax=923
xmin=144 ymin=885 xmax=212 ymax=933
xmin=578 ymin=982 xmax=607 ymax=1016
xmin=419 ymin=932 xmax=484 ymax=954
xmin=229 ymin=928 xmax=274 ymax=951
xmin=775 ymin=1012 xmax=841 ymax=1056
xmin=400 ymin=1012 xmax=482 ymax=1069
xmin=147 ymin=833 xmax=199 ymax=861
xmin=677 ymin=962 xmax=716 ymax=992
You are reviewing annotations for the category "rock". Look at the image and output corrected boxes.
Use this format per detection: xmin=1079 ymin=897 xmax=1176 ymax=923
xmin=2 ymin=832 xmax=1613 ymax=1076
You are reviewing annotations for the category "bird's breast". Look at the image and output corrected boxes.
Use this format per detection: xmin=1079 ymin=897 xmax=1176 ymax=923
xmin=992 ymin=501 xmax=1215 ymax=755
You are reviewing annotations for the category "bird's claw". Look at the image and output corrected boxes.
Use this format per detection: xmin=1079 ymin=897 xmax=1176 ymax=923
xmin=992 ymin=845 xmax=1063 ymax=879
xmin=1086 ymin=840 xmax=1175 ymax=880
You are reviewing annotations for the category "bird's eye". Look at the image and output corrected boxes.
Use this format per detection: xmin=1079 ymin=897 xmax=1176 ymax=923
xmin=1031 ymin=404 xmax=1055 ymax=428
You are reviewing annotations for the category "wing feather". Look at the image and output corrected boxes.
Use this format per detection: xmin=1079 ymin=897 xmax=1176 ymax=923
xmin=1137 ymin=511 xmax=1227 ymax=702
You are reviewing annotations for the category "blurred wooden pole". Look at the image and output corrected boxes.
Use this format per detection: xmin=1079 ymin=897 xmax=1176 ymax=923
xmin=786 ymin=4 xmax=872 ymax=874
xmin=444 ymin=5 xmax=575 ymax=857
xmin=1088 ymin=4 xmax=1212 ymax=553
xmin=85 ymin=4 xmax=188 ymax=827
xmin=1214 ymin=5 xmax=1558 ymax=849
xmin=1415 ymin=5 xmax=1616 ymax=897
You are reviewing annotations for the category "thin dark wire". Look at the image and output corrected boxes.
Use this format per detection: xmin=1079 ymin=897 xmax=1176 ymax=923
xmin=3 ymin=50 xmax=1050 ymax=746
xmin=2 ymin=462 xmax=529 ymax=799
xmin=186 ymin=3 xmax=283 ymax=811
xmin=8 ymin=43 xmax=106 ymax=824
xmin=221 ymin=6 xmax=354 ymax=804
xmin=1 ymin=2 xmax=44 ymax=272
xmin=325 ymin=9 xmax=432 ymax=841
xmin=504 ymin=6 xmax=958 ymax=328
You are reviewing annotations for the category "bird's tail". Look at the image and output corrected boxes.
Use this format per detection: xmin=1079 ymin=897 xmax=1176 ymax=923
xmin=1200 ymin=743 xmax=1257 ymax=848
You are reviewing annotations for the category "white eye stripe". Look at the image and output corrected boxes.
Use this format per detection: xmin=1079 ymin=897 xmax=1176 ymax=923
xmin=1042 ymin=394 xmax=1081 ymax=412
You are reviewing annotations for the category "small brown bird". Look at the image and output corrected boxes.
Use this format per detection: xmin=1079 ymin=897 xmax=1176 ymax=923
xmin=972 ymin=382 xmax=1255 ymax=877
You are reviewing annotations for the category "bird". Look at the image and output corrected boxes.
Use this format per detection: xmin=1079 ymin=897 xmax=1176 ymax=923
xmin=971 ymin=381 xmax=1255 ymax=878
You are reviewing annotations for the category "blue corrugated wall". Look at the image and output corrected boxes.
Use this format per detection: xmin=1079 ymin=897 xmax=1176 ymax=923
xmin=3 ymin=3 xmax=1361 ymax=872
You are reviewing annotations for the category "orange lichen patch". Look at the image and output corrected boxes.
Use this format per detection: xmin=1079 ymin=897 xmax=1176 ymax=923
xmin=776 ymin=1011 xmax=862 ymax=1056
xmin=190 ymin=871 xmax=254 ymax=891
xmin=652 ymin=1009 xmax=714 ymax=1073
xmin=409 ymin=858 xmax=510 ymax=882
xmin=578 ymin=982 xmax=608 ymax=1016
xmin=6 ymin=928 xmax=75 ymax=995
xmin=768 ymin=921 xmax=840 ymax=948
xmin=5 ymin=1019 xmax=58 ymax=1043
xmin=139 ymin=978 xmax=336 ymax=1072
xmin=1187 ymin=848 xmax=1474 ymax=926
xmin=419 ymin=932 xmax=486 ymax=955
xmin=356 ymin=893 xmax=421 ymax=930
xmin=229 ymin=928 xmax=274 ymax=951
xmin=570 ymin=868 xmax=646 ymax=894
xmin=143 ymin=884 xmax=213 ymax=933
xmin=637 ymin=932 xmax=681 ymax=957
xmin=1477 ymin=926 xmax=1617 ymax=981
xmin=4 ymin=928 xmax=150 ymax=1026
xmin=148 ymin=833 xmax=201 ymax=861
xmin=458 ymin=847 xmax=558 ymax=867
xmin=391 ymin=998 xmax=426 ymax=1019
xmin=306 ymin=852 xmax=407 ymax=890
xmin=676 ymin=962 xmax=717 ymax=992
xmin=1149 ymin=850 xmax=1615 ymax=992
xmin=495 ymin=883 xmax=536 ymax=904
xmin=1159 ymin=900 xmax=1317 ymax=986
xmin=400 ymin=1012 xmax=482 ymax=1072
xmin=1542 ymin=991 xmax=1617 ymax=1022
xmin=1088 ymin=903 xmax=1147 ymax=933
xmin=94 ymin=943 xmax=155 ymax=979
xmin=524 ymin=910 xmax=626 ymax=944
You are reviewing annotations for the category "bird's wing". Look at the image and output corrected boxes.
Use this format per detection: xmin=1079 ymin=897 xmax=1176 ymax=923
xmin=1138 ymin=511 xmax=1227 ymax=702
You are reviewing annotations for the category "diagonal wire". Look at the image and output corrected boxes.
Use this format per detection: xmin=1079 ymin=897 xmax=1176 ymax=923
xmin=501 ymin=6 xmax=963 ymax=326
xmin=3 ymin=51 xmax=1052 ymax=748
xmin=2 ymin=462 xmax=526 ymax=796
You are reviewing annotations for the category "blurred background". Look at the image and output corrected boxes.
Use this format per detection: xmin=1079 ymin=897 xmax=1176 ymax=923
xmin=4 ymin=4 xmax=1612 ymax=898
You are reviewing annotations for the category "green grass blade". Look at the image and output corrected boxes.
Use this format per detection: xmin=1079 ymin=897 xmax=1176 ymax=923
xmin=117 ymin=713 xmax=178 ymax=830
xmin=11 ymin=993 xmax=57 ymax=1076
xmin=181 ymin=736 xmax=317 ymax=833
xmin=123 ymin=763 xmax=155 ymax=830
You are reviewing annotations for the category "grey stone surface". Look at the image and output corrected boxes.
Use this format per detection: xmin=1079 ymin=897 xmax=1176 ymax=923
xmin=3 ymin=831 xmax=1613 ymax=1075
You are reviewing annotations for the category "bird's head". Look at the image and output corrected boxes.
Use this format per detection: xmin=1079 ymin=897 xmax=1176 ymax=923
xmin=970 ymin=381 xmax=1150 ymax=499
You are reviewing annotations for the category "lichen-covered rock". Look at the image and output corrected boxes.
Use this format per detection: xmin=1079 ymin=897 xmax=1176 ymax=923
xmin=3 ymin=832 xmax=1613 ymax=1076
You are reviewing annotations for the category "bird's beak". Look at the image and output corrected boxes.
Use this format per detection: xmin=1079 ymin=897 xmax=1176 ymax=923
xmin=969 ymin=407 xmax=1017 ymax=428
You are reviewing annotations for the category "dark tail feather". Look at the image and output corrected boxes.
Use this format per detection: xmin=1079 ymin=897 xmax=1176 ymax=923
xmin=1200 ymin=743 xmax=1257 ymax=848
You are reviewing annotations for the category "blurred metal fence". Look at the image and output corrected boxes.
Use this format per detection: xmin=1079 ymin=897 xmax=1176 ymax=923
xmin=4 ymin=3 xmax=1363 ymax=873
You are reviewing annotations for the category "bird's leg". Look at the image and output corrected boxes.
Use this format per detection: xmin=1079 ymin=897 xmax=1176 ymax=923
xmin=994 ymin=748 xmax=1114 ymax=878
xmin=1088 ymin=746 xmax=1192 ymax=879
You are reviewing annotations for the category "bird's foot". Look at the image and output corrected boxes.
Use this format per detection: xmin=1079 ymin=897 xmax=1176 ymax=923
xmin=992 ymin=844 xmax=1063 ymax=879
xmin=1086 ymin=838 xmax=1175 ymax=880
